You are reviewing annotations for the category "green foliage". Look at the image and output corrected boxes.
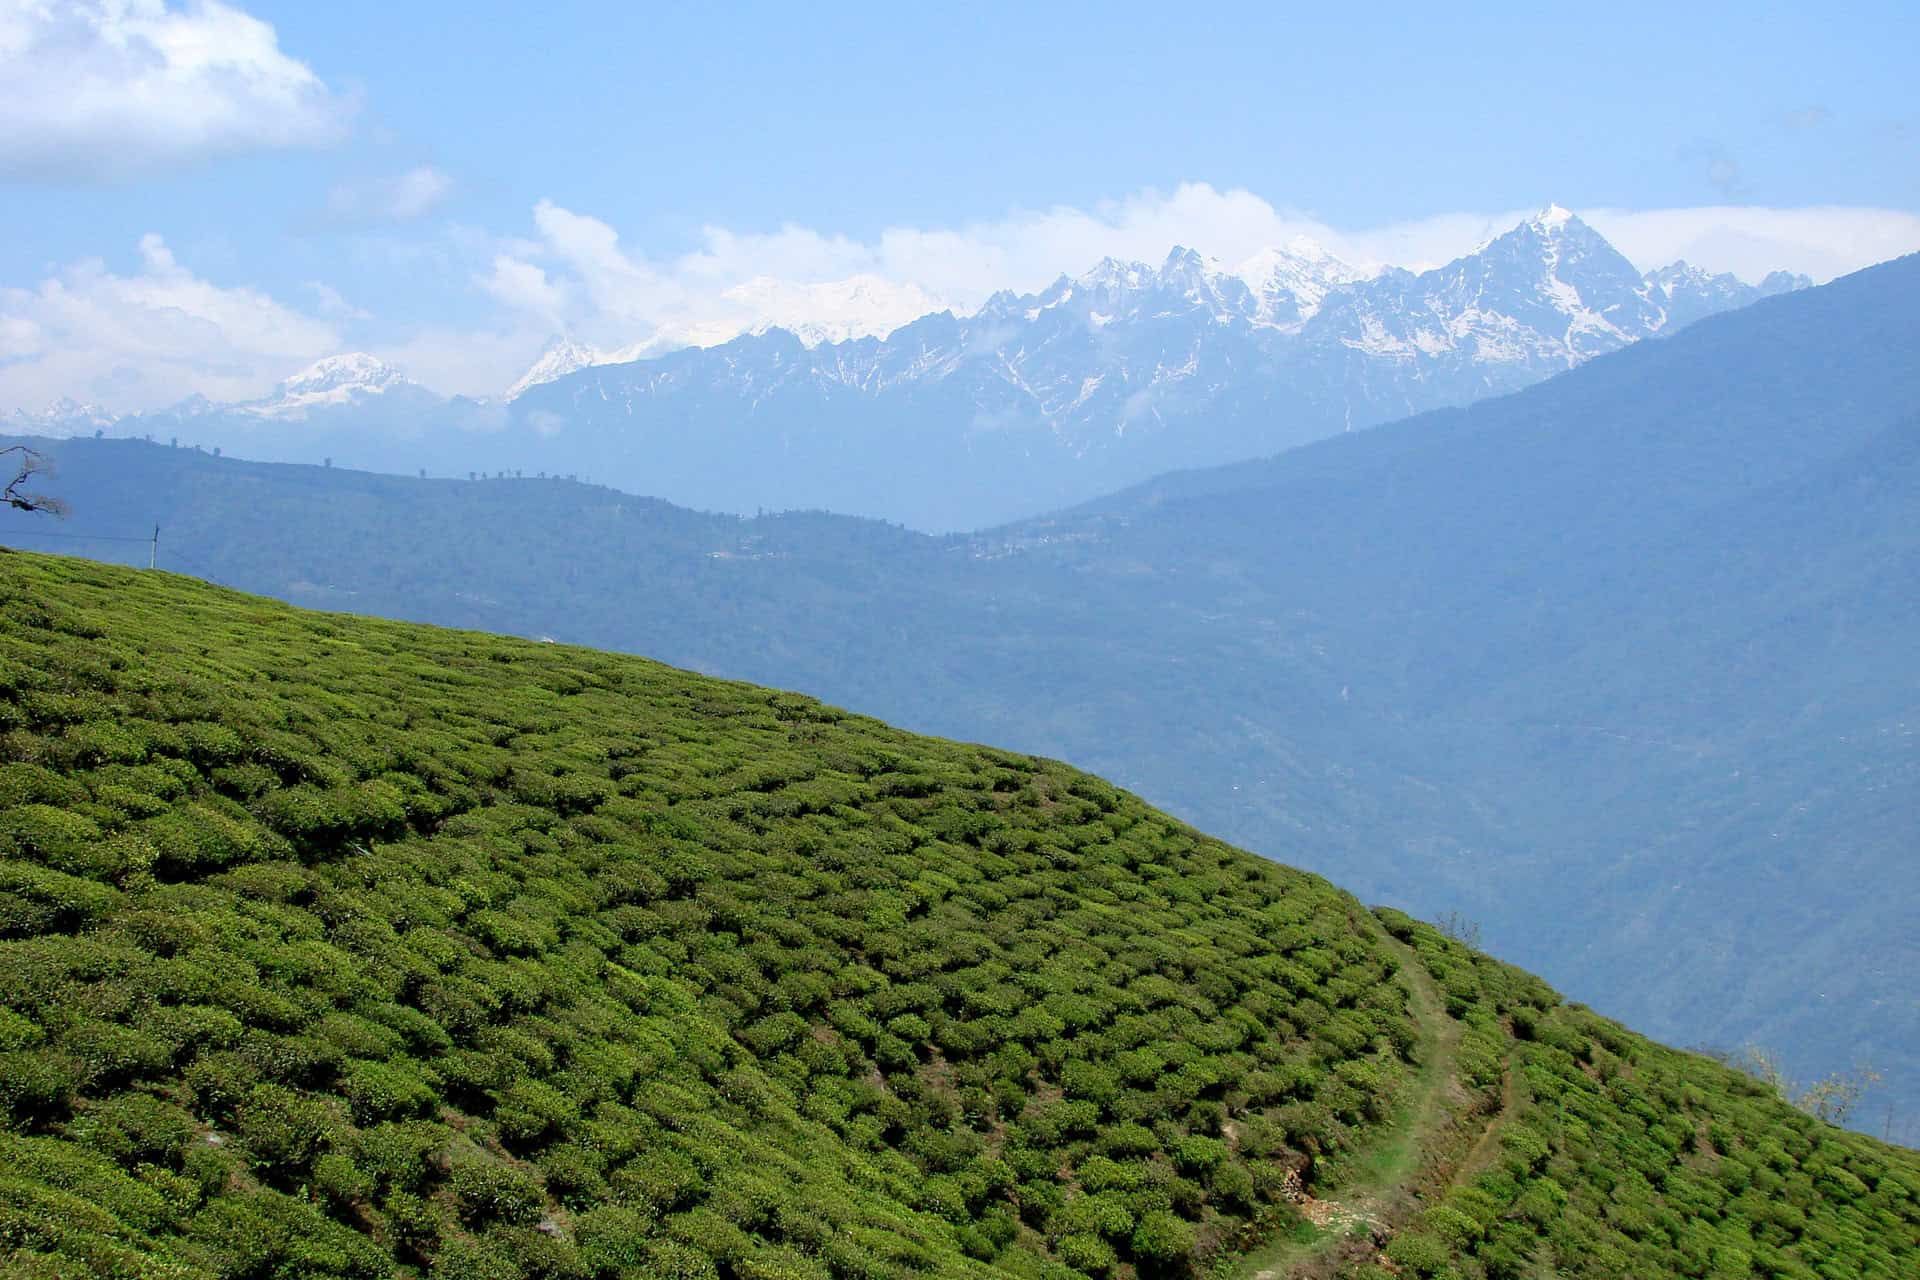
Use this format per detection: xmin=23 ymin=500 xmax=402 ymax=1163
xmin=1130 ymin=1209 xmax=1196 ymax=1267
xmin=1382 ymin=1231 xmax=1452 ymax=1277
xmin=1376 ymin=913 xmax=1920 ymax=1280
xmin=449 ymin=1159 xmax=546 ymax=1226
xmin=0 ymin=552 xmax=1912 ymax=1280
xmin=0 ymin=552 xmax=1420 ymax=1279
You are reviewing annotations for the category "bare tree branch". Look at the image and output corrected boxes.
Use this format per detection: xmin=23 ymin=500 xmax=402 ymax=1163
xmin=2 ymin=445 xmax=68 ymax=516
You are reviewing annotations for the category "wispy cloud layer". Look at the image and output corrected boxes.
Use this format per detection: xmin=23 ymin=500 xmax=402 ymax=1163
xmin=0 ymin=0 xmax=351 ymax=181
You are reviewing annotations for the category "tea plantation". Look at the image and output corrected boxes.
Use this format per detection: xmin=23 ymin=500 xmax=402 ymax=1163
xmin=0 ymin=550 xmax=1913 ymax=1280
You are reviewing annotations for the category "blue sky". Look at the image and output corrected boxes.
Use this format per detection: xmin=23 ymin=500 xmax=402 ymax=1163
xmin=4 ymin=0 xmax=1918 ymax=409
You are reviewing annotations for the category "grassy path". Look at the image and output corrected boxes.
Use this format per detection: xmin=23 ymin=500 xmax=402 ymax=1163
xmin=1234 ymin=929 xmax=1462 ymax=1280
xmin=1452 ymin=1045 xmax=1521 ymax=1186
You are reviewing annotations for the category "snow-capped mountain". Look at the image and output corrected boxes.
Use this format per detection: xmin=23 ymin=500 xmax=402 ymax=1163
xmin=505 ymin=337 xmax=602 ymax=402
xmin=5 ymin=398 xmax=116 ymax=437
xmin=10 ymin=209 xmax=1810 ymax=530
xmin=238 ymin=353 xmax=421 ymax=420
xmin=499 ymin=277 xmax=947 ymax=400
xmin=1643 ymin=260 xmax=1810 ymax=332
xmin=719 ymin=274 xmax=943 ymax=348
xmin=6 ymin=353 xmax=502 ymax=474
xmin=497 ymin=207 xmax=1806 ymax=527
xmin=1234 ymin=236 xmax=1379 ymax=330
xmin=1311 ymin=205 xmax=1663 ymax=366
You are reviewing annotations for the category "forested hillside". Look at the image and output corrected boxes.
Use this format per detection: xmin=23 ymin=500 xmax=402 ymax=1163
xmin=1 ymin=552 xmax=1915 ymax=1280
xmin=7 ymin=255 xmax=1917 ymax=1123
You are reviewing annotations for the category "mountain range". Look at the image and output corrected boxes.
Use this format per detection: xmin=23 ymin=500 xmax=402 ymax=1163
xmin=10 ymin=208 xmax=1806 ymax=531
xmin=9 ymin=250 xmax=1914 ymax=1129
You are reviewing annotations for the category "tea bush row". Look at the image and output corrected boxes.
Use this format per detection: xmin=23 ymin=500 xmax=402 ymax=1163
xmin=1362 ymin=909 xmax=1918 ymax=1280
xmin=0 ymin=554 xmax=1421 ymax=1280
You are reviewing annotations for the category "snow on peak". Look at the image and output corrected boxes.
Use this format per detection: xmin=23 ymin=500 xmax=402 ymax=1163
xmin=1531 ymin=203 xmax=1577 ymax=232
xmin=1160 ymin=245 xmax=1209 ymax=274
xmin=1233 ymin=240 xmax=1371 ymax=331
xmin=1283 ymin=233 xmax=1337 ymax=261
xmin=45 ymin=396 xmax=108 ymax=421
xmin=720 ymin=273 xmax=943 ymax=347
xmin=507 ymin=275 xmax=947 ymax=397
xmin=1157 ymin=246 xmax=1219 ymax=287
xmin=1076 ymin=257 xmax=1155 ymax=293
xmin=1643 ymin=260 xmax=1713 ymax=293
xmin=1061 ymin=248 xmax=1229 ymax=297
xmin=1235 ymin=242 xmax=1369 ymax=289
xmin=242 ymin=353 xmax=415 ymax=419
xmin=279 ymin=352 xmax=406 ymax=396
xmin=7 ymin=397 xmax=115 ymax=435
xmin=506 ymin=336 xmax=602 ymax=401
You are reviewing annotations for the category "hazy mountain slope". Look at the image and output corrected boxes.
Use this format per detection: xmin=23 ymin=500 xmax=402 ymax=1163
xmin=0 ymin=434 xmax=1504 ymax=969
xmin=63 ymin=355 xmax=511 ymax=472
xmin=0 ymin=434 xmax=1520 ymax=913
xmin=1 ymin=552 xmax=1913 ymax=1280
xmin=5 ymin=255 xmax=1916 ymax=1126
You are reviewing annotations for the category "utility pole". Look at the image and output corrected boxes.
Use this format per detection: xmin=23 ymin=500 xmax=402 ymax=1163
xmin=150 ymin=525 xmax=159 ymax=570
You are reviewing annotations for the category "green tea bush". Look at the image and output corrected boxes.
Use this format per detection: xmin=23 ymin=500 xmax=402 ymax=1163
xmin=1380 ymin=913 xmax=1919 ymax=1280
xmin=0 ymin=553 xmax=1910 ymax=1280
xmin=451 ymin=1158 xmax=547 ymax=1226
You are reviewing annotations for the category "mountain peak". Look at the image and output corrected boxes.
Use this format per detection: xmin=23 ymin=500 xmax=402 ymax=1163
xmin=1480 ymin=205 xmax=1635 ymax=276
xmin=6 ymin=396 xmax=115 ymax=433
xmin=1233 ymin=240 xmax=1371 ymax=331
xmin=1157 ymin=246 xmax=1225 ymax=296
xmin=237 ymin=353 xmax=417 ymax=420
xmin=1075 ymin=257 xmax=1154 ymax=293
xmin=43 ymin=395 xmax=108 ymax=420
xmin=278 ymin=352 xmax=407 ymax=397
xmin=1161 ymin=245 xmax=1208 ymax=272
xmin=1760 ymin=268 xmax=1813 ymax=293
xmin=1285 ymin=232 xmax=1355 ymax=264
xmin=506 ymin=335 xmax=603 ymax=401
xmin=1237 ymin=241 xmax=1369 ymax=284
xmin=1530 ymin=202 xmax=1578 ymax=232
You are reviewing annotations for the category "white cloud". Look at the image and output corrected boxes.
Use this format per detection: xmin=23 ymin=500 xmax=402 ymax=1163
xmin=529 ymin=200 xmax=681 ymax=323
xmin=0 ymin=233 xmax=338 ymax=411
xmin=327 ymin=166 xmax=453 ymax=223
xmin=0 ymin=0 xmax=350 ymax=181
xmin=479 ymin=256 xmax=567 ymax=323
xmin=476 ymin=184 xmax=1920 ymax=376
